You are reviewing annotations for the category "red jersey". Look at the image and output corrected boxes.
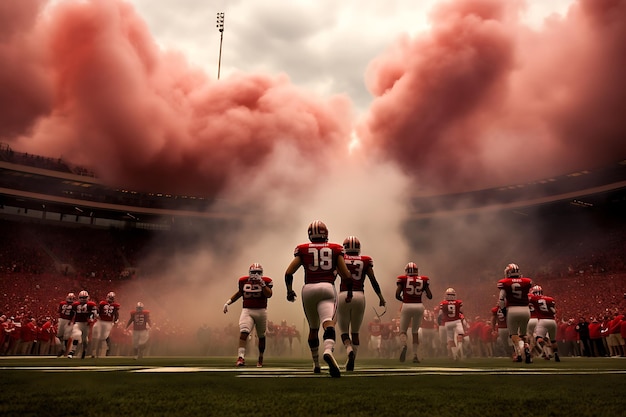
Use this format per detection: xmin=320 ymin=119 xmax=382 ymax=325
xmin=529 ymin=295 xmax=556 ymax=320
xmin=497 ymin=277 xmax=533 ymax=307
xmin=368 ymin=320 xmax=382 ymax=337
xmin=397 ymin=275 xmax=430 ymax=303
xmin=439 ymin=299 xmax=463 ymax=323
xmin=293 ymin=242 xmax=344 ymax=284
xmin=128 ymin=310 xmax=151 ymax=331
xmin=58 ymin=300 xmax=74 ymax=320
xmin=97 ymin=301 xmax=121 ymax=322
xmin=341 ymin=254 xmax=373 ymax=292
xmin=72 ymin=301 xmax=98 ymax=323
xmin=491 ymin=306 xmax=507 ymax=329
xmin=238 ymin=276 xmax=273 ymax=309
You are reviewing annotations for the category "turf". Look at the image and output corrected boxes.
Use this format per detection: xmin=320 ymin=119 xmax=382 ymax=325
xmin=1 ymin=356 xmax=625 ymax=417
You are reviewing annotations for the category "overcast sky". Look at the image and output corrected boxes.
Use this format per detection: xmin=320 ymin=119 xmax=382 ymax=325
xmin=128 ymin=0 xmax=576 ymax=116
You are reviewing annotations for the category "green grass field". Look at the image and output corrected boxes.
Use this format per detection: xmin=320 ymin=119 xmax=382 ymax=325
xmin=1 ymin=356 xmax=625 ymax=417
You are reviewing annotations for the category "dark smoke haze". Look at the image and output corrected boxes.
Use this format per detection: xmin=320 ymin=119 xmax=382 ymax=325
xmin=1 ymin=0 xmax=624 ymax=352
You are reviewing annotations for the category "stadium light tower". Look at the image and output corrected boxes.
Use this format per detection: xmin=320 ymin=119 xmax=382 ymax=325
xmin=216 ymin=12 xmax=225 ymax=80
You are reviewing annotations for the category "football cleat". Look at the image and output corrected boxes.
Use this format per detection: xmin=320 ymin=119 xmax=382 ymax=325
xmin=346 ymin=349 xmax=355 ymax=371
xmin=399 ymin=345 xmax=407 ymax=362
xmin=313 ymin=365 xmax=321 ymax=374
xmin=323 ymin=352 xmax=341 ymax=378
xmin=413 ymin=355 xmax=420 ymax=364
xmin=554 ymin=352 xmax=561 ymax=362
xmin=257 ymin=356 xmax=263 ymax=368
xmin=236 ymin=357 xmax=245 ymax=367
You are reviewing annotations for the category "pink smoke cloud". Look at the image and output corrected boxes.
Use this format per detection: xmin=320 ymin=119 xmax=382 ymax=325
xmin=1 ymin=0 xmax=624 ymax=198
xmin=358 ymin=0 xmax=626 ymax=193
xmin=1 ymin=0 xmax=352 ymax=196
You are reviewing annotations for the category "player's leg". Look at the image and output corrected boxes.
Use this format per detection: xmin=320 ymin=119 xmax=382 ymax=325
xmin=236 ymin=309 xmax=254 ymax=366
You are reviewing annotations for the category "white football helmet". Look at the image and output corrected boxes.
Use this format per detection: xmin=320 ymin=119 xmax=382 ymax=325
xmin=107 ymin=292 xmax=116 ymax=302
xmin=445 ymin=287 xmax=456 ymax=301
xmin=405 ymin=262 xmax=419 ymax=276
xmin=308 ymin=220 xmax=329 ymax=242
xmin=504 ymin=263 xmax=520 ymax=278
xmin=249 ymin=263 xmax=263 ymax=280
xmin=343 ymin=236 xmax=361 ymax=255
xmin=78 ymin=290 xmax=89 ymax=302
xmin=136 ymin=302 xmax=144 ymax=312
xmin=531 ymin=285 xmax=543 ymax=296
xmin=66 ymin=292 xmax=76 ymax=303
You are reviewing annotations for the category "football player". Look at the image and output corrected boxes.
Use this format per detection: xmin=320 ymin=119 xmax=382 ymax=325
xmin=396 ymin=262 xmax=433 ymax=363
xmin=337 ymin=236 xmax=386 ymax=371
xmin=223 ymin=263 xmax=273 ymax=367
xmin=56 ymin=292 xmax=76 ymax=357
xmin=91 ymin=292 xmax=120 ymax=358
xmin=438 ymin=288 xmax=465 ymax=360
xmin=529 ymin=285 xmax=560 ymax=362
xmin=126 ymin=302 xmax=151 ymax=359
xmin=284 ymin=220 xmax=353 ymax=377
xmin=497 ymin=263 xmax=534 ymax=363
xmin=68 ymin=290 xmax=97 ymax=359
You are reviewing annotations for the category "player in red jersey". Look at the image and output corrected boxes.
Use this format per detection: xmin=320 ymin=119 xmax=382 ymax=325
xmin=56 ymin=292 xmax=76 ymax=357
xmin=126 ymin=302 xmax=151 ymax=359
xmin=91 ymin=292 xmax=120 ymax=358
xmin=419 ymin=308 xmax=438 ymax=359
xmin=285 ymin=220 xmax=353 ymax=377
xmin=529 ymin=285 xmax=561 ymax=362
xmin=367 ymin=317 xmax=383 ymax=357
xmin=396 ymin=262 xmax=433 ymax=363
xmin=224 ymin=263 xmax=273 ymax=367
xmin=337 ymin=236 xmax=386 ymax=371
xmin=438 ymin=288 xmax=465 ymax=360
xmin=491 ymin=304 xmax=512 ymax=357
xmin=68 ymin=290 xmax=97 ymax=359
xmin=497 ymin=263 xmax=533 ymax=363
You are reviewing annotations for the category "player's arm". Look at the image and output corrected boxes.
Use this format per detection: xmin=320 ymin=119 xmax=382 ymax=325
xmin=337 ymin=256 xmax=353 ymax=302
xmin=285 ymin=256 xmax=302 ymax=302
xmin=498 ymin=288 xmax=507 ymax=312
xmin=126 ymin=316 xmax=133 ymax=329
xmin=424 ymin=281 xmax=433 ymax=299
xmin=223 ymin=291 xmax=243 ymax=314
xmin=260 ymin=279 xmax=273 ymax=298
xmin=395 ymin=282 xmax=403 ymax=302
xmin=366 ymin=269 xmax=386 ymax=306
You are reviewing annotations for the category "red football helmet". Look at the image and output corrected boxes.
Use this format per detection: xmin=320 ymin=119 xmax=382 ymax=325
xmin=445 ymin=288 xmax=456 ymax=301
xmin=78 ymin=290 xmax=89 ymax=302
xmin=308 ymin=220 xmax=328 ymax=242
xmin=405 ymin=262 xmax=419 ymax=276
xmin=249 ymin=263 xmax=263 ymax=276
xmin=66 ymin=292 xmax=76 ymax=303
xmin=504 ymin=263 xmax=520 ymax=278
xmin=531 ymin=285 xmax=543 ymax=296
xmin=343 ymin=236 xmax=361 ymax=255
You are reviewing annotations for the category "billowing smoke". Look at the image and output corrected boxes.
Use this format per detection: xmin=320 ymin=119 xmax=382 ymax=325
xmin=1 ymin=0 xmax=624 ymax=352
xmin=358 ymin=0 xmax=626 ymax=193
